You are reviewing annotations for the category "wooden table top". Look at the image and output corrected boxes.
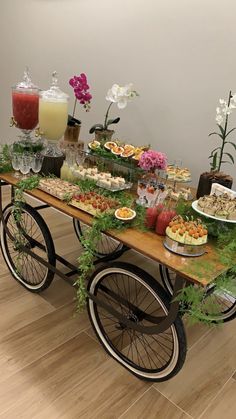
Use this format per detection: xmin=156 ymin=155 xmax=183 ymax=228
xmin=0 ymin=172 xmax=228 ymax=286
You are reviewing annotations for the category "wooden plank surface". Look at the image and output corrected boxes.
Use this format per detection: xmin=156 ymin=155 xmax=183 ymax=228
xmin=0 ymin=172 xmax=227 ymax=286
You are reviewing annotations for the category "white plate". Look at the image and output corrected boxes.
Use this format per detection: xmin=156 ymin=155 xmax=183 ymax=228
xmin=192 ymin=200 xmax=236 ymax=223
xmin=115 ymin=208 xmax=136 ymax=221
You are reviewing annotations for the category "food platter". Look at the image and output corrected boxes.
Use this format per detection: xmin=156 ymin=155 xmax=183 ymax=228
xmin=192 ymin=200 xmax=236 ymax=223
xmin=115 ymin=207 xmax=136 ymax=221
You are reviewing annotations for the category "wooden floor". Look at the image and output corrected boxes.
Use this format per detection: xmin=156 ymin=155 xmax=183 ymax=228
xmin=0 ymin=186 xmax=235 ymax=419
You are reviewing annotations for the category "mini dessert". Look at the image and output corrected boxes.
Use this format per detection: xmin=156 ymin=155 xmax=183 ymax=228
xmin=111 ymin=145 xmax=124 ymax=155
xmin=104 ymin=141 xmax=117 ymax=150
xmin=71 ymin=192 xmax=119 ymax=215
xmin=121 ymin=144 xmax=135 ymax=157
xmin=166 ymin=166 xmax=191 ymax=182
xmin=166 ymin=216 xmax=208 ymax=245
xmin=197 ymin=193 xmax=236 ymax=220
xmin=116 ymin=176 xmax=126 ymax=185
xmin=38 ymin=178 xmax=80 ymax=200
xmin=88 ymin=140 xmax=101 ymax=150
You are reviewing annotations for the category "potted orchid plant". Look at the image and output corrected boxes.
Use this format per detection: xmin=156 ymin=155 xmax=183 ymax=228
xmin=65 ymin=73 xmax=92 ymax=143
xmin=89 ymin=83 xmax=139 ymax=142
xmin=197 ymin=91 xmax=235 ymax=198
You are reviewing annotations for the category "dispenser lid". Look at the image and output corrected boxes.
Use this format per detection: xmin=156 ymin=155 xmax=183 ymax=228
xmin=13 ymin=67 xmax=39 ymax=91
xmin=40 ymin=71 xmax=69 ymax=102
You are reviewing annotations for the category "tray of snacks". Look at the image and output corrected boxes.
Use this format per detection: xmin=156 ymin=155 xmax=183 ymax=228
xmin=70 ymin=192 xmax=119 ymax=216
xmin=166 ymin=185 xmax=192 ymax=201
xmin=192 ymin=184 xmax=236 ymax=222
xmin=88 ymin=140 xmax=149 ymax=162
xmin=38 ymin=178 xmax=80 ymax=200
xmin=164 ymin=216 xmax=208 ymax=257
xmin=164 ymin=165 xmax=192 ymax=183
xmin=72 ymin=166 xmax=133 ymax=192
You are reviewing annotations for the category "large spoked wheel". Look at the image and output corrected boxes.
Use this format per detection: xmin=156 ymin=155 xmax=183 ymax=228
xmin=0 ymin=203 xmax=56 ymax=292
xmin=87 ymin=262 xmax=186 ymax=381
xmin=159 ymin=265 xmax=236 ymax=322
xmin=73 ymin=219 xmax=123 ymax=258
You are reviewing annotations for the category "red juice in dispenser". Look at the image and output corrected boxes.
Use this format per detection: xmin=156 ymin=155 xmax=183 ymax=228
xmin=11 ymin=67 xmax=39 ymax=132
xmin=12 ymin=91 xmax=39 ymax=130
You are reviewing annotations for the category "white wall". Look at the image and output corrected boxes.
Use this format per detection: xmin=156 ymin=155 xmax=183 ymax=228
xmin=0 ymin=0 xmax=236 ymax=184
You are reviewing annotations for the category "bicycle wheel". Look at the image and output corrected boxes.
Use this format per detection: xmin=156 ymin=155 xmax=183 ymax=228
xmin=0 ymin=203 xmax=56 ymax=292
xmin=159 ymin=265 xmax=236 ymax=322
xmin=73 ymin=218 xmax=123 ymax=257
xmin=87 ymin=262 xmax=186 ymax=381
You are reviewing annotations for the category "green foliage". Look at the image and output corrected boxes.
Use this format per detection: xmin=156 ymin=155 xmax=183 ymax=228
xmin=74 ymin=193 xmax=146 ymax=310
xmin=0 ymin=144 xmax=12 ymax=173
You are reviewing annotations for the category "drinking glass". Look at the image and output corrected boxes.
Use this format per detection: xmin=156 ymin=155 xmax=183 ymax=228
xmin=146 ymin=181 xmax=159 ymax=207
xmin=31 ymin=153 xmax=44 ymax=174
xmin=19 ymin=154 xmax=32 ymax=178
xmin=137 ymin=179 xmax=147 ymax=206
xmin=11 ymin=153 xmax=21 ymax=177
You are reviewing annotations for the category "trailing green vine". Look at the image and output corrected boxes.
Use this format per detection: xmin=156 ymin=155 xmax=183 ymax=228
xmin=73 ymin=189 xmax=146 ymax=311
xmin=175 ymin=199 xmax=236 ymax=324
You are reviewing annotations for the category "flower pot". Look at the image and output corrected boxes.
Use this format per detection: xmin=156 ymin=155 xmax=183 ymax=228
xmin=196 ymin=171 xmax=233 ymax=199
xmin=95 ymin=129 xmax=114 ymax=143
xmin=64 ymin=124 xmax=81 ymax=143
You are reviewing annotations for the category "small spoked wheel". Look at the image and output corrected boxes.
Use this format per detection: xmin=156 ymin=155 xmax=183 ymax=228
xmin=159 ymin=265 xmax=236 ymax=322
xmin=87 ymin=262 xmax=186 ymax=381
xmin=0 ymin=203 xmax=56 ymax=292
xmin=73 ymin=219 xmax=123 ymax=258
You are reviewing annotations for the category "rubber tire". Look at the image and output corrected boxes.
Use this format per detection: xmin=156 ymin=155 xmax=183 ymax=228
xmin=73 ymin=218 xmax=123 ymax=258
xmin=0 ymin=203 xmax=56 ymax=292
xmin=159 ymin=264 xmax=236 ymax=322
xmin=87 ymin=261 xmax=187 ymax=382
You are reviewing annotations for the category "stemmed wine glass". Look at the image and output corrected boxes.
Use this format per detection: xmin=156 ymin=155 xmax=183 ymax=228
xmin=146 ymin=181 xmax=159 ymax=207
xmin=137 ymin=179 xmax=147 ymax=206
xmin=19 ymin=154 xmax=33 ymax=178
xmin=31 ymin=153 xmax=44 ymax=174
xmin=11 ymin=153 xmax=21 ymax=177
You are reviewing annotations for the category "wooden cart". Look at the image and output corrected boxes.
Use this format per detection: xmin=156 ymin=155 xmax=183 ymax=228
xmin=0 ymin=173 xmax=235 ymax=382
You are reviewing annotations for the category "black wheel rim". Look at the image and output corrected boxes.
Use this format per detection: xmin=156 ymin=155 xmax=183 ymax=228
xmin=93 ymin=271 xmax=176 ymax=373
xmin=3 ymin=209 xmax=50 ymax=286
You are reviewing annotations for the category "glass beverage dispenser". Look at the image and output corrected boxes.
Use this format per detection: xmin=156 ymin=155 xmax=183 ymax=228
xmin=39 ymin=71 xmax=69 ymax=156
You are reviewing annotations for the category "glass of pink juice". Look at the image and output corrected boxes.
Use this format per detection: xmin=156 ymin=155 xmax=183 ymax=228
xmin=12 ymin=91 xmax=39 ymax=131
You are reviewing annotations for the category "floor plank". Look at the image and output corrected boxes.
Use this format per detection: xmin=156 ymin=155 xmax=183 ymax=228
xmin=0 ymin=302 xmax=89 ymax=383
xmin=154 ymin=320 xmax=236 ymax=418
xmin=200 ymin=378 xmax=236 ymax=419
xmin=29 ymin=358 xmax=150 ymax=419
xmin=0 ymin=290 xmax=55 ymax=339
xmin=0 ymin=333 xmax=108 ymax=418
xmin=120 ymin=386 xmax=190 ymax=419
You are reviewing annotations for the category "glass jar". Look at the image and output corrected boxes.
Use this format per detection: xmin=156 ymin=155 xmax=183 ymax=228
xmin=12 ymin=67 xmax=39 ymax=136
xmin=39 ymin=71 xmax=69 ymax=142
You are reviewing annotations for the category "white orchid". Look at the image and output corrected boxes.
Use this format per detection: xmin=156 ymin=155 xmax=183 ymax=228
xmin=210 ymin=90 xmax=236 ymax=172
xmin=106 ymin=83 xmax=138 ymax=109
xmin=215 ymin=93 xmax=236 ymax=125
xmin=90 ymin=82 xmax=139 ymax=134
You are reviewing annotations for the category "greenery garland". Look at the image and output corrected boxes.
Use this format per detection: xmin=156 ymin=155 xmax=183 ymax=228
xmin=175 ymin=199 xmax=236 ymax=324
xmin=6 ymin=173 xmax=236 ymax=324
